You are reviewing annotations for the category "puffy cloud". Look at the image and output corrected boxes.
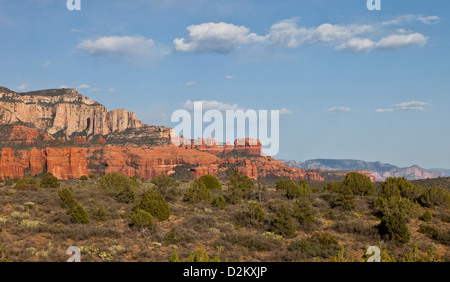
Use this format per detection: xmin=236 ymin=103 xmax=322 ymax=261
xmin=326 ymin=107 xmax=351 ymax=113
xmin=376 ymin=101 xmax=432 ymax=113
xmin=77 ymin=36 xmax=164 ymax=58
xmin=375 ymin=33 xmax=427 ymax=50
xmin=269 ymin=18 xmax=373 ymax=48
xmin=174 ymin=22 xmax=266 ymax=54
xmin=336 ymin=38 xmax=375 ymax=53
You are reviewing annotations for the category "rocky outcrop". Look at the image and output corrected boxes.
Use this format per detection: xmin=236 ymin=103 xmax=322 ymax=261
xmin=0 ymin=145 xmax=323 ymax=181
xmin=0 ymin=87 xmax=145 ymax=139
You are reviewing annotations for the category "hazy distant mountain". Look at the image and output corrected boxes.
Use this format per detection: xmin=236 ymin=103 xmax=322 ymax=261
xmin=282 ymin=159 xmax=445 ymax=181
xmin=429 ymin=168 xmax=450 ymax=177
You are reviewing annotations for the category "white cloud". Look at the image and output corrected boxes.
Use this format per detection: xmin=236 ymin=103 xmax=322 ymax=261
xmin=326 ymin=107 xmax=351 ymax=113
xmin=41 ymin=61 xmax=51 ymax=67
xmin=225 ymin=75 xmax=235 ymax=79
xmin=76 ymin=84 xmax=91 ymax=90
xmin=108 ymin=88 xmax=116 ymax=92
xmin=89 ymin=88 xmax=101 ymax=92
xmin=269 ymin=18 xmax=373 ymax=48
xmin=382 ymin=15 xmax=440 ymax=26
xmin=185 ymin=82 xmax=197 ymax=87
xmin=16 ymin=83 xmax=29 ymax=91
xmin=184 ymin=100 xmax=240 ymax=111
xmin=174 ymin=22 xmax=266 ymax=54
xmin=376 ymin=101 xmax=432 ymax=113
xmin=375 ymin=33 xmax=427 ymax=50
xmin=336 ymin=38 xmax=375 ymax=53
xmin=279 ymin=108 xmax=293 ymax=115
xmin=77 ymin=36 xmax=164 ymax=58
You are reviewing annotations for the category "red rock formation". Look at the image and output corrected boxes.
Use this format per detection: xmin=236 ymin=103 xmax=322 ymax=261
xmin=0 ymin=145 xmax=323 ymax=181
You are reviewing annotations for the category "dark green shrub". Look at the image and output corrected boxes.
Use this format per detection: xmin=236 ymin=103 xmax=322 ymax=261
xmin=247 ymin=201 xmax=265 ymax=222
xmin=288 ymin=232 xmax=340 ymax=259
xmin=293 ymin=198 xmax=315 ymax=223
xmin=227 ymin=170 xmax=254 ymax=204
xmin=420 ymin=210 xmax=433 ymax=222
xmin=150 ymin=174 xmax=180 ymax=201
xmin=80 ymin=175 xmax=89 ymax=181
xmin=131 ymin=210 xmax=155 ymax=229
xmin=187 ymin=179 xmax=212 ymax=203
xmin=212 ymin=195 xmax=226 ymax=209
xmin=331 ymin=185 xmax=356 ymax=211
xmin=69 ymin=202 xmax=90 ymax=224
xmin=136 ymin=192 xmax=171 ymax=221
xmin=272 ymin=205 xmax=296 ymax=238
xmin=341 ymin=172 xmax=375 ymax=196
xmin=93 ymin=206 xmax=109 ymax=222
xmin=0 ymin=244 xmax=10 ymax=262
xmin=4 ymin=179 xmax=13 ymax=186
xmin=276 ymin=179 xmax=295 ymax=191
xmin=98 ymin=172 xmax=138 ymax=203
xmin=14 ymin=177 xmax=38 ymax=191
xmin=198 ymin=175 xmax=222 ymax=190
xmin=374 ymin=195 xmax=422 ymax=219
xmin=115 ymin=185 xmax=136 ymax=204
xmin=57 ymin=187 xmax=76 ymax=209
xmin=381 ymin=211 xmax=410 ymax=243
xmin=379 ymin=177 xmax=422 ymax=201
xmin=88 ymin=173 xmax=97 ymax=179
xmin=39 ymin=172 xmax=60 ymax=188
xmin=323 ymin=182 xmax=340 ymax=193
xmin=419 ymin=187 xmax=450 ymax=208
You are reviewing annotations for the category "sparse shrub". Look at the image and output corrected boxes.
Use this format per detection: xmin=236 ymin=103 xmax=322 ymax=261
xmin=227 ymin=170 xmax=254 ymax=204
xmin=323 ymin=182 xmax=340 ymax=193
xmin=164 ymin=227 xmax=186 ymax=244
xmin=187 ymin=179 xmax=212 ymax=203
xmin=93 ymin=206 xmax=109 ymax=222
xmin=421 ymin=210 xmax=433 ymax=222
xmin=0 ymin=244 xmax=10 ymax=262
xmin=4 ymin=179 xmax=13 ymax=186
xmin=14 ymin=177 xmax=38 ymax=191
xmin=150 ymin=174 xmax=180 ymax=201
xmin=80 ymin=175 xmax=89 ymax=181
xmin=68 ymin=202 xmax=90 ymax=224
xmin=227 ymin=233 xmax=281 ymax=252
xmin=212 ymin=195 xmax=226 ymax=209
xmin=272 ymin=205 xmax=296 ymax=238
xmin=130 ymin=210 xmax=155 ymax=229
xmin=288 ymin=232 xmax=340 ymax=259
xmin=136 ymin=192 xmax=171 ymax=221
xmin=380 ymin=211 xmax=410 ymax=243
xmin=187 ymin=248 xmax=220 ymax=262
xmin=419 ymin=187 xmax=450 ymax=208
xmin=88 ymin=173 xmax=97 ymax=179
xmin=98 ymin=172 xmax=138 ymax=203
xmin=341 ymin=172 xmax=375 ymax=196
xmin=169 ymin=251 xmax=180 ymax=262
xmin=198 ymin=175 xmax=222 ymax=190
xmin=39 ymin=172 xmax=60 ymax=188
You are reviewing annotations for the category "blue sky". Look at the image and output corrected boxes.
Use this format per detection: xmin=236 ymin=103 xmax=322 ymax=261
xmin=0 ymin=0 xmax=449 ymax=169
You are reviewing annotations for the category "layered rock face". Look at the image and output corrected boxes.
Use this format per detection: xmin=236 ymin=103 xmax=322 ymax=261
xmin=0 ymin=145 xmax=323 ymax=181
xmin=0 ymin=87 xmax=144 ymax=138
xmin=0 ymin=86 xmax=323 ymax=181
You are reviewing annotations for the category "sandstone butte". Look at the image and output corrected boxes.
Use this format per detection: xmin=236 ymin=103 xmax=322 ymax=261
xmin=0 ymin=86 xmax=324 ymax=181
